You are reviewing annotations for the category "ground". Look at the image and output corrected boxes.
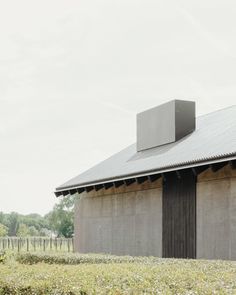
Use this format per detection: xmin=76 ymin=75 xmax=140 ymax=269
xmin=0 ymin=252 xmax=236 ymax=294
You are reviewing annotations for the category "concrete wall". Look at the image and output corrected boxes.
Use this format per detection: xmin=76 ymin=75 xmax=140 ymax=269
xmin=197 ymin=165 xmax=236 ymax=260
xmin=74 ymin=179 xmax=162 ymax=256
xmin=74 ymin=164 xmax=236 ymax=260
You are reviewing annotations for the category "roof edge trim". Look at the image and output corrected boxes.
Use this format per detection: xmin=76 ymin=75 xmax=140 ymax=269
xmin=55 ymin=154 xmax=236 ymax=193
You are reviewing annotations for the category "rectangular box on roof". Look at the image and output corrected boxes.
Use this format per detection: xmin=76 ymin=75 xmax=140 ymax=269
xmin=136 ymin=100 xmax=196 ymax=152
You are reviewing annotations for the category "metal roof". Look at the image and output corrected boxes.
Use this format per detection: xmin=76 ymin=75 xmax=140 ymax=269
xmin=56 ymin=106 xmax=236 ymax=192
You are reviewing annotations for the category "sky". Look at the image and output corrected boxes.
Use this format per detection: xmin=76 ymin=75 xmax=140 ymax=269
xmin=0 ymin=0 xmax=236 ymax=215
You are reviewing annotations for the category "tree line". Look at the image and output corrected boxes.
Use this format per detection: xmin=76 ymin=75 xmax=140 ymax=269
xmin=0 ymin=194 xmax=77 ymax=238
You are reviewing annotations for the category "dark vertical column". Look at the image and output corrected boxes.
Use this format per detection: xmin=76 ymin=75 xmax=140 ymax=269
xmin=162 ymin=170 xmax=196 ymax=258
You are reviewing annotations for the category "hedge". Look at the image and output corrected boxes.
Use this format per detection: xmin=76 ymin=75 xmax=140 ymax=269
xmin=1 ymin=258 xmax=236 ymax=294
xmin=16 ymin=252 xmax=160 ymax=265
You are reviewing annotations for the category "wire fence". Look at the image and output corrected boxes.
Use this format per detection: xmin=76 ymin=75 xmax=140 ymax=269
xmin=0 ymin=237 xmax=74 ymax=252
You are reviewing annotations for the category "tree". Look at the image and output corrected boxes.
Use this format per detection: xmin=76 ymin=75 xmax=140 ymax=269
xmin=21 ymin=214 xmax=50 ymax=231
xmin=28 ymin=226 xmax=39 ymax=236
xmin=17 ymin=223 xmax=30 ymax=237
xmin=45 ymin=194 xmax=78 ymax=238
xmin=0 ymin=212 xmax=5 ymax=224
xmin=6 ymin=212 xmax=19 ymax=236
xmin=0 ymin=223 xmax=8 ymax=237
xmin=0 ymin=195 xmax=78 ymax=238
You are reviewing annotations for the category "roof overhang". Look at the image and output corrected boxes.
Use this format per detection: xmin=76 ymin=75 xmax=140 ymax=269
xmin=54 ymin=154 xmax=236 ymax=197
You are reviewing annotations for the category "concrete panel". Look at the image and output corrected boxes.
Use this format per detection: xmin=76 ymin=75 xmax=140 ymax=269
xmin=74 ymin=186 xmax=162 ymax=256
xmin=148 ymin=213 xmax=162 ymax=256
xmin=122 ymin=216 xmax=136 ymax=255
xmin=197 ymin=171 xmax=236 ymax=260
xmin=135 ymin=214 xmax=149 ymax=256
xmin=79 ymin=217 xmax=113 ymax=253
xmin=101 ymin=196 xmax=112 ymax=217
xmin=113 ymin=195 xmax=124 ymax=217
xmin=91 ymin=196 xmax=102 ymax=218
xmin=112 ymin=216 xmax=125 ymax=255
xmin=229 ymin=178 xmax=236 ymax=259
xmin=99 ymin=217 xmax=113 ymax=253
xmin=135 ymin=190 xmax=150 ymax=215
xmin=123 ymin=193 xmax=136 ymax=216
xmin=112 ymin=215 xmax=135 ymax=255
xmin=74 ymin=196 xmax=82 ymax=252
xmin=82 ymin=197 xmax=91 ymax=218
xmin=148 ymin=190 xmax=163 ymax=256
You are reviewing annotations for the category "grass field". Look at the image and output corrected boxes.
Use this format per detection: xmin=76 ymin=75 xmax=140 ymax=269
xmin=0 ymin=252 xmax=236 ymax=294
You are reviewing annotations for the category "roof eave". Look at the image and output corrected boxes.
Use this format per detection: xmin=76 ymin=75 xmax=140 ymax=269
xmin=55 ymin=154 xmax=236 ymax=193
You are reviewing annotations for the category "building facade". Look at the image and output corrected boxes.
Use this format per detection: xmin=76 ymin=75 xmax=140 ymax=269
xmin=73 ymin=164 xmax=236 ymax=259
xmin=55 ymin=100 xmax=236 ymax=260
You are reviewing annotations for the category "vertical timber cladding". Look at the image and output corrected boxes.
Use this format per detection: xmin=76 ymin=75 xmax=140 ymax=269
xmin=162 ymin=169 xmax=196 ymax=258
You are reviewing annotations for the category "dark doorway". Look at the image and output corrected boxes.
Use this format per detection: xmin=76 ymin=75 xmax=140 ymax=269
xmin=162 ymin=170 xmax=196 ymax=258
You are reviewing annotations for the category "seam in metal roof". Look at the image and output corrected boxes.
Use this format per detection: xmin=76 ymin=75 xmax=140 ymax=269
xmin=56 ymin=105 xmax=236 ymax=192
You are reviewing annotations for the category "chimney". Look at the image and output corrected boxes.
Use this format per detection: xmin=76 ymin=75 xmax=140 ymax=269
xmin=136 ymin=100 xmax=196 ymax=152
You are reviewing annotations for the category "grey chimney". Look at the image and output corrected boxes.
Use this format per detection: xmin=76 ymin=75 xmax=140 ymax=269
xmin=136 ymin=100 xmax=196 ymax=152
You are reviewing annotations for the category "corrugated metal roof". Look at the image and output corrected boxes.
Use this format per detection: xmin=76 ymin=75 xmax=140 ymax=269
xmin=56 ymin=106 xmax=236 ymax=191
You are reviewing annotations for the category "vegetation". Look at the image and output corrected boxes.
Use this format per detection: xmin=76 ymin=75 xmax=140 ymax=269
xmin=0 ymin=212 xmax=50 ymax=237
xmin=0 ymin=252 xmax=236 ymax=294
xmin=0 ymin=195 xmax=77 ymax=238
xmin=0 ymin=237 xmax=74 ymax=253
xmin=2 ymin=196 xmax=236 ymax=294
xmin=16 ymin=252 xmax=158 ymax=265
xmin=45 ymin=194 xmax=76 ymax=238
xmin=0 ymin=224 xmax=8 ymax=237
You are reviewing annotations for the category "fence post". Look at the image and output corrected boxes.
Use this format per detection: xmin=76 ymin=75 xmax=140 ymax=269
xmin=67 ymin=239 xmax=70 ymax=252
xmin=55 ymin=238 xmax=57 ymax=251
xmin=27 ymin=238 xmax=29 ymax=251
xmin=0 ymin=237 xmax=73 ymax=253
xmin=43 ymin=239 xmax=46 ymax=251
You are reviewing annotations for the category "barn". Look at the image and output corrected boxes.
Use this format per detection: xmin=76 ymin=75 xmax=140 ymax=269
xmin=55 ymin=100 xmax=236 ymax=260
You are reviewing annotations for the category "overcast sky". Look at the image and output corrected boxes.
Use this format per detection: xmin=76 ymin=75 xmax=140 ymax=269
xmin=0 ymin=0 xmax=236 ymax=215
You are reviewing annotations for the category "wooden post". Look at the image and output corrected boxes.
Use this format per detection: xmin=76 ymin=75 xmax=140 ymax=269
xmin=67 ymin=239 xmax=70 ymax=252
xmin=50 ymin=237 xmax=52 ymax=251
xmin=55 ymin=238 xmax=57 ymax=251
xmin=43 ymin=239 xmax=46 ymax=252
xmin=17 ymin=239 xmax=20 ymax=252
xmin=72 ymin=238 xmax=74 ymax=252
xmin=26 ymin=238 xmax=29 ymax=251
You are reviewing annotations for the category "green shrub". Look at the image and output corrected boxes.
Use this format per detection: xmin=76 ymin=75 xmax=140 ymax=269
xmin=0 ymin=251 xmax=6 ymax=263
xmin=16 ymin=252 xmax=160 ymax=265
xmin=1 ymin=258 xmax=236 ymax=294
